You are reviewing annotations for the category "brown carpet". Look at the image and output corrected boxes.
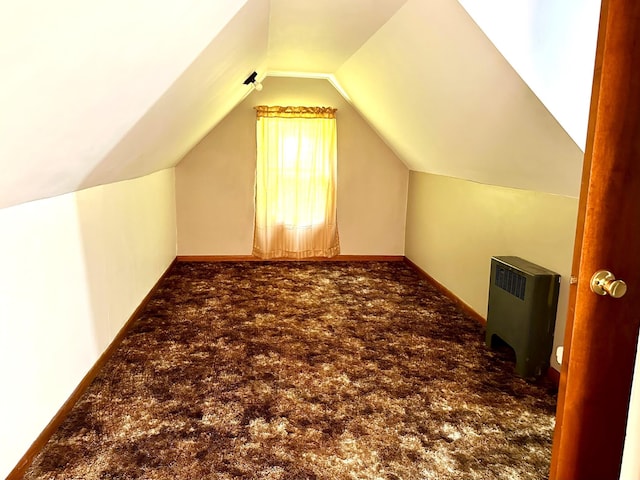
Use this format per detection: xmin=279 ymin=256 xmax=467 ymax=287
xmin=24 ymin=261 xmax=557 ymax=479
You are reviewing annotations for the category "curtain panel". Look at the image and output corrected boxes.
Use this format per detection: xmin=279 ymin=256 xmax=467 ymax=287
xmin=253 ymin=106 xmax=340 ymax=259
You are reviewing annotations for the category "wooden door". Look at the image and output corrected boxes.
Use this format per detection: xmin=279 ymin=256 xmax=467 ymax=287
xmin=550 ymin=0 xmax=640 ymax=478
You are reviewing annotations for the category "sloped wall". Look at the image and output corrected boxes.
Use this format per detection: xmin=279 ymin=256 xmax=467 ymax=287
xmin=0 ymin=169 xmax=176 ymax=478
xmin=405 ymin=171 xmax=578 ymax=371
xmin=175 ymin=76 xmax=408 ymax=256
xmin=457 ymin=0 xmax=601 ymax=150
xmin=0 ymin=1 xmax=254 ymax=209
xmin=336 ymin=0 xmax=585 ymax=197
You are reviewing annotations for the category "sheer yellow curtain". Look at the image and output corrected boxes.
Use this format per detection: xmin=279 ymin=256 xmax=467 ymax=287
xmin=253 ymin=106 xmax=340 ymax=259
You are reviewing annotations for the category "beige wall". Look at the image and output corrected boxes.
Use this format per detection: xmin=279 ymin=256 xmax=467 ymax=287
xmin=175 ymin=76 xmax=408 ymax=256
xmin=404 ymin=171 xmax=578 ymax=371
xmin=621 ymin=336 xmax=640 ymax=479
xmin=0 ymin=169 xmax=176 ymax=478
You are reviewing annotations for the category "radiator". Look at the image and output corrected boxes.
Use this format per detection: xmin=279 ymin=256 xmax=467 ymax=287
xmin=486 ymin=256 xmax=560 ymax=377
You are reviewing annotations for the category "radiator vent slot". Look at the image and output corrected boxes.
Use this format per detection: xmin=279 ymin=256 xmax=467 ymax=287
xmin=495 ymin=265 xmax=526 ymax=300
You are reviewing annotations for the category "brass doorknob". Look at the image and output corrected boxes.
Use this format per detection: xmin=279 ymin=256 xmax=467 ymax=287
xmin=590 ymin=270 xmax=628 ymax=298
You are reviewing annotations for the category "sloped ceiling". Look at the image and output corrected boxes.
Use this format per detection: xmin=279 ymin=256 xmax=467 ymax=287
xmin=80 ymin=0 xmax=270 ymax=189
xmin=335 ymin=0 xmax=589 ymax=197
xmin=267 ymin=0 xmax=409 ymax=74
xmin=457 ymin=0 xmax=601 ymax=151
xmin=0 ymin=0 xmax=254 ymax=208
xmin=0 ymin=0 xmax=598 ymax=209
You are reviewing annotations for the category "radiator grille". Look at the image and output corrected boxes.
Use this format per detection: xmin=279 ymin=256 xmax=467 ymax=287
xmin=495 ymin=264 xmax=526 ymax=300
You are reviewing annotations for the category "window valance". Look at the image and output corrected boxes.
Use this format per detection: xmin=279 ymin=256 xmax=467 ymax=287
xmin=255 ymin=106 xmax=337 ymax=119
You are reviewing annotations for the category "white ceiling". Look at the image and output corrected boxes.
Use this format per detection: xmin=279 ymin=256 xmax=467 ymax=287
xmin=457 ymin=0 xmax=601 ymax=150
xmin=335 ymin=0 xmax=586 ymax=196
xmin=0 ymin=0 xmax=250 ymax=208
xmin=267 ymin=0 xmax=408 ymax=74
xmin=0 ymin=0 xmax=598 ymax=209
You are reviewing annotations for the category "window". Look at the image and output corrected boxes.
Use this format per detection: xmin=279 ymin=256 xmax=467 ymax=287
xmin=253 ymin=106 xmax=340 ymax=259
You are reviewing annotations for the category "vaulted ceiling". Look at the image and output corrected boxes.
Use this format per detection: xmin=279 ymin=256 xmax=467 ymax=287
xmin=0 ymin=0 xmax=599 ymax=209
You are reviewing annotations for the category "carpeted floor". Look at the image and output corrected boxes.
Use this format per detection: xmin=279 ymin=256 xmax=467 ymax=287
xmin=24 ymin=261 xmax=557 ymax=480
